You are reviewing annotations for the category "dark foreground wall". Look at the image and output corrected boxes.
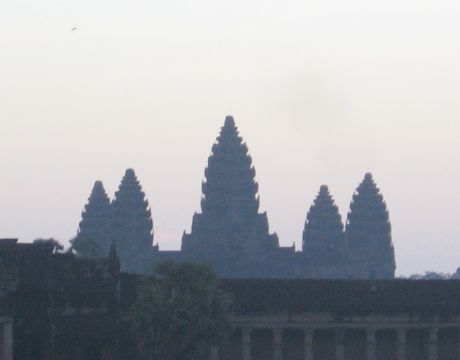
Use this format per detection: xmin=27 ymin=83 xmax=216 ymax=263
xmin=1 ymin=240 xmax=460 ymax=360
xmin=0 ymin=239 xmax=120 ymax=360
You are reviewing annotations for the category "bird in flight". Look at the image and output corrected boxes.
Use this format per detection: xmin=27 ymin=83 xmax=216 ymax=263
xmin=71 ymin=27 xmax=77 ymax=31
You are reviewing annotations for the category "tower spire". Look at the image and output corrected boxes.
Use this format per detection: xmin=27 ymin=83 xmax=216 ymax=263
xmin=302 ymin=185 xmax=346 ymax=278
xmin=110 ymin=168 xmax=154 ymax=273
xmin=182 ymin=115 xmax=280 ymax=277
xmin=73 ymin=180 xmax=111 ymax=257
xmin=346 ymin=173 xmax=395 ymax=279
xmin=224 ymin=115 xmax=235 ymax=127
xmin=201 ymin=115 xmax=259 ymax=218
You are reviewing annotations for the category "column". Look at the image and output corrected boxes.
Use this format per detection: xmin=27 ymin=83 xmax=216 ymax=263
xmin=458 ymin=328 xmax=460 ymax=360
xmin=336 ymin=328 xmax=344 ymax=360
xmin=397 ymin=328 xmax=406 ymax=360
xmin=273 ymin=328 xmax=282 ymax=360
xmin=304 ymin=329 xmax=314 ymax=360
xmin=366 ymin=329 xmax=376 ymax=360
xmin=242 ymin=328 xmax=252 ymax=360
xmin=48 ymin=322 xmax=56 ymax=360
xmin=210 ymin=346 xmax=219 ymax=360
xmin=428 ymin=328 xmax=438 ymax=360
xmin=2 ymin=322 xmax=13 ymax=360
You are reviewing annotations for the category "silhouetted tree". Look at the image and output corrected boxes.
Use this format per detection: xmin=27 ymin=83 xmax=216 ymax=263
xmin=410 ymin=271 xmax=451 ymax=280
xmin=33 ymin=238 xmax=64 ymax=253
xmin=69 ymin=236 xmax=102 ymax=257
xmin=132 ymin=262 xmax=229 ymax=360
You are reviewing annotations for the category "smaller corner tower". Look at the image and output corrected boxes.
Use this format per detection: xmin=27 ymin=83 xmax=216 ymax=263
xmin=74 ymin=180 xmax=111 ymax=257
xmin=110 ymin=169 xmax=155 ymax=273
xmin=302 ymin=185 xmax=346 ymax=278
xmin=345 ymin=173 xmax=395 ymax=279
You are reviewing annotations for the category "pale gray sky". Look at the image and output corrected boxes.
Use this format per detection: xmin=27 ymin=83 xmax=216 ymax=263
xmin=1 ymin=0 xmax=460 ymax=276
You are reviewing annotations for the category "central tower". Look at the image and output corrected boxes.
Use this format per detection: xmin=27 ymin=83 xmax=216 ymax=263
xmin=181 ymin=116 xmax=281 ymax=277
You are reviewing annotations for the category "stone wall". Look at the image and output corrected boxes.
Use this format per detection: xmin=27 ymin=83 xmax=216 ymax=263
xmin=214 ymin=279 xmax=460 ymax=360
xmin=0 ymin=239 xmax=119 ymax=360
xmin=2 ymin=239 xmax=460 ymax=360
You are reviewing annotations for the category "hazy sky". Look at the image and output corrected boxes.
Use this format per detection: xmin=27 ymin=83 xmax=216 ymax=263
xmin=1 ymin=0 xmax=460 ymax=276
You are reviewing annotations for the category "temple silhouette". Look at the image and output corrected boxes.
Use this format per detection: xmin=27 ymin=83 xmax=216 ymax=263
xmin=74 ymin=115 xmax=396 ymax=278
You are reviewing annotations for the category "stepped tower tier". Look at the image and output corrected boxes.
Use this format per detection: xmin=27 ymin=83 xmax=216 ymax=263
xmin=181 ymin=116 xmax=283 ymax=277
xmin=345 ymin=173 xmax=396 ymax=279
xmin=302 ymin=185 xmax=347 ymax=278
xmin=74 ymin=181 xmax=111 ymax=256
xmin=110 ymin=168 xmax=156 ymax=273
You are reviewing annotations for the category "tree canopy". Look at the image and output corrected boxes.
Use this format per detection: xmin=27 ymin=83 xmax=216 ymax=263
xmin=132 ymin=261 xmax=229 ymax=360
xmin=33 ymin=238 xmax=64 ymax=253
xmin=69 ymin=236 xmax=103 ymax=258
